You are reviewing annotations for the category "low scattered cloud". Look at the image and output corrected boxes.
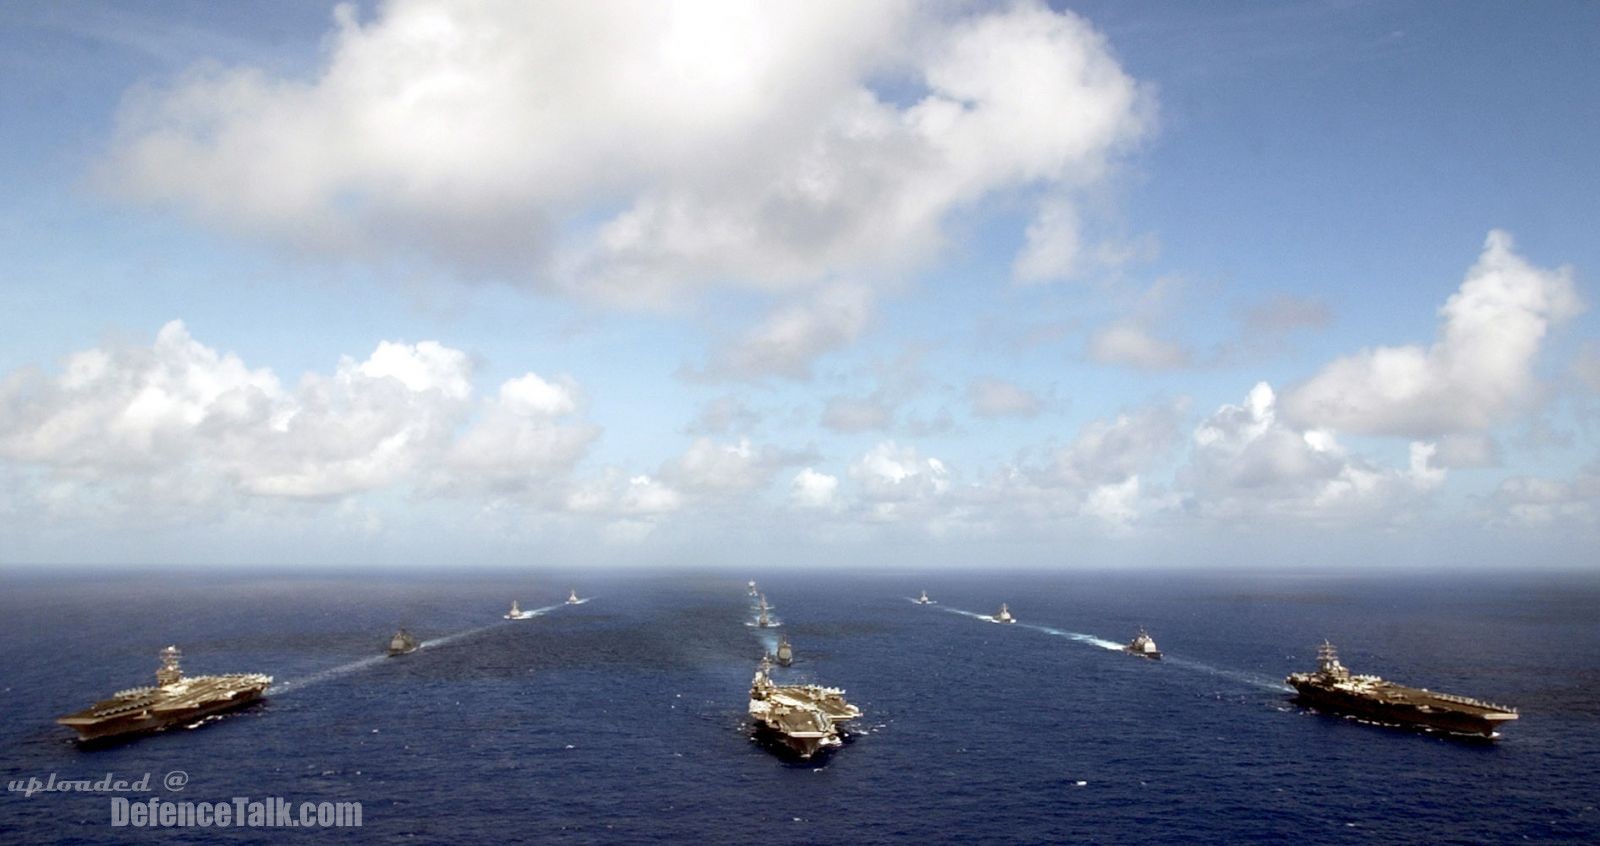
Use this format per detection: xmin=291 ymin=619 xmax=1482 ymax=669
xmin=1087 ymin=323 xmax=1189 ymax=370
xmin=1283 ymin=231 xmax=1582 ymax=437
xmin=850 ymin=441 xmax=951 ymax=506
xmin=1241 ymin=294 xmax=1333 ymax=335
xmin=968 ymin=378 xmax=1044 ymax=419
xmin=698 ymin=287 xmax=871 ymax=381
xmin=790 ymin=467 xmax=839 ymax=509
xmin=0 ymin=321 xmax=596 ymax=509
xmin=1181 ymin=382 xmax=1445 ymax=522
xmin=820 ymin=394 xmax=895 ymax=432
xmin=1484 ymin=462 xmax=1600 ymax=528
xmin=660 ymin=437 xmax=807 ymax=496
xmin=685 ymin=396 xmax=762 ymax=436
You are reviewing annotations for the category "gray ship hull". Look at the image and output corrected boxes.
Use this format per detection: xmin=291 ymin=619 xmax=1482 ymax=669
xmin=1288 ymin=681 xmax=1516 ymax=738
xmin=59 ymin=688 xmax=267 ymax=742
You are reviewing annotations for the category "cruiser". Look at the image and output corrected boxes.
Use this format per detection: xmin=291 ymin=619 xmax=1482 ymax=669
xmin=504 ymin=600 xmax=523 ymax=620
xmin=57 ymin=646 xmax=271 ymax=742
xmin=1286 ymin=642 xmax=1519 ymax=738
xmin=387 ymin=628 xmax=420 ymax=656
xmin=758 ymin=594 xmax=771 ymax=612
xmin=748 ymin=658 xmax=861 ymax=759
xmin=757 ymin=608 xmax=773 ymax=628
xmin=775 ymin=635 xmax=793 ymax=667
xmin=992 ymin=603 xmax=1015 ymax=624
xmin=916 ymin=590 xmax=934 ymax=605
xmin=1125 ymin=628 xmax=1161 ymax=660
xmin=567 ymin=589 xmax=581 ymax=605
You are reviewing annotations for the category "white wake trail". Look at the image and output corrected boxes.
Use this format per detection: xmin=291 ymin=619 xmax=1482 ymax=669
xmin=280 ymin=602 xmax=571 ymax=695
xmin=936 ymin=604 xmax=1289 ymax=692
xmin=1024 ymin=623 xmax=1124 ymax=651
xmin=1161 ymin=656 xmax=1292 ymax=692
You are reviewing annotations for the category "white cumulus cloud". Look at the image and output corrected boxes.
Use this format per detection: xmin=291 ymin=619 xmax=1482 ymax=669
xmin=1183 ymin=382 xmax=1446 ymax=522
xmin=1283 ymin=230 xmax=1582 ymax=437
xmin=790 ymin=468 xmax=839 ymax=509
xmin=0 ymin=321 xmax=596 ymax=506
xmin=100 ymin=0 xmax=1149 ymax=306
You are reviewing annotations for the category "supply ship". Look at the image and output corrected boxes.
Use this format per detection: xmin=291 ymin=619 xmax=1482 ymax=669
xmin=748 ymin=658 xmax=861 ymax=758
xmin=1286 ymin=642 xmax=1518 ymax=738
xmin=57 ymin=646 xmax=272 ymax=742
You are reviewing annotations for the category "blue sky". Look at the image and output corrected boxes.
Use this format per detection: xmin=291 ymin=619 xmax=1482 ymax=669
xmin=1 ymin=1 xmax=1596 ymax=570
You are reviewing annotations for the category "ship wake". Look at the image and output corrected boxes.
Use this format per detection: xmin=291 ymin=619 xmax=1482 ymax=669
xmin=504 ymin=602 xmax=567 ymax=622
xmin=277 ymin=654 xmax=389 ymax=695
xmin=280 ymin=603 xmax=569 ymax=694
xmin=1161 ymin=656 xmax=1291 ymax=692
xmin=939 ymin=607 xmax=1117 ymax=649
xmin=938 ymin=606 xmax=1293 ymax=692
xmin=1023 ymin=624 xmax=1123 ymax=651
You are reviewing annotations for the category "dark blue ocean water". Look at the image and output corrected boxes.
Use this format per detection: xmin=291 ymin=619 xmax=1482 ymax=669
xmin=1 ymin=569 xmax=1596 ymax=845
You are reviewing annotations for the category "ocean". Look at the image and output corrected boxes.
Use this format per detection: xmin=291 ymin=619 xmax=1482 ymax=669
xmin=1 ymin=568 xmax=1595 ymax=844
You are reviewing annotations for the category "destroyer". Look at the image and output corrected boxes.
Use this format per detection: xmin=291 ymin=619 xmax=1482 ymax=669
xmin=757 ymin=608 xmax=774 ymax=628
xmin=387 ymin=629 xmax=420 ymax=656
xmin=775 ymin=634 xmax=794 ymax=667
xmin=748 ymin=580 xmax=759 ymax=597
xmin=748 ymin=658 xmax=861 ymax=758
xmin=1286 ymin=642 xmax=1518 ymax=738
xmin=504 ymin=600 xmax=523 ymax=620
xmin=991 ymin=603 xmax=1015 ymax=624
xmin=57 ymin=646 xmax=271 ymax=742
xmin=567 ymin=589 xmax=581 ymax=605
xmin=1125 ymin=628 xmax=1161 ymax=660
xmin=916 ymin=590 xmax=935 ymax=605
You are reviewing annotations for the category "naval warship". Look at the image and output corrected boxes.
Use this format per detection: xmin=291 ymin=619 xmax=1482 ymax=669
xmin=57 ymin=646 xmax=271 ymax=742
xmin=757 ymin=608 xmax=773 ymax=628
xmin=748 ymin=658 xmax=861 ymax=758
xmin=1286 ymin=642 xmax=1519 ymax=738
xmin=566 ymin=589 xmax=581 ymax=605
xmin=387 ymin=628 xmax=420 ymax=656
xmin=504 ymin=600 xmax=523 ymax=619
xmin=1125 ymin=628 xmax=1161 ymax=660
xmin=991 ymin=603 xmax=1015 ymax=624
xmin=916 ymin=590 xmax=934 ymax=605
xmin=775 ymin=634 xmax=793 ymax=666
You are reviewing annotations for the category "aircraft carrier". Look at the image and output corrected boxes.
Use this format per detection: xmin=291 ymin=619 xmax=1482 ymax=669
xmin=57 ymin=646 xmax=272 ymax=742
xmin=748 ymin=658 xmax=861 ymax=758
xmin=1286 ymin=642 xmax=1518 ymax=738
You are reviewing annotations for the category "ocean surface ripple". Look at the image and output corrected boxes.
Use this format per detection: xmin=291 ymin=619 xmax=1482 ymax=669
xmin=2 ymin=570 xmax=1595 ymax=844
